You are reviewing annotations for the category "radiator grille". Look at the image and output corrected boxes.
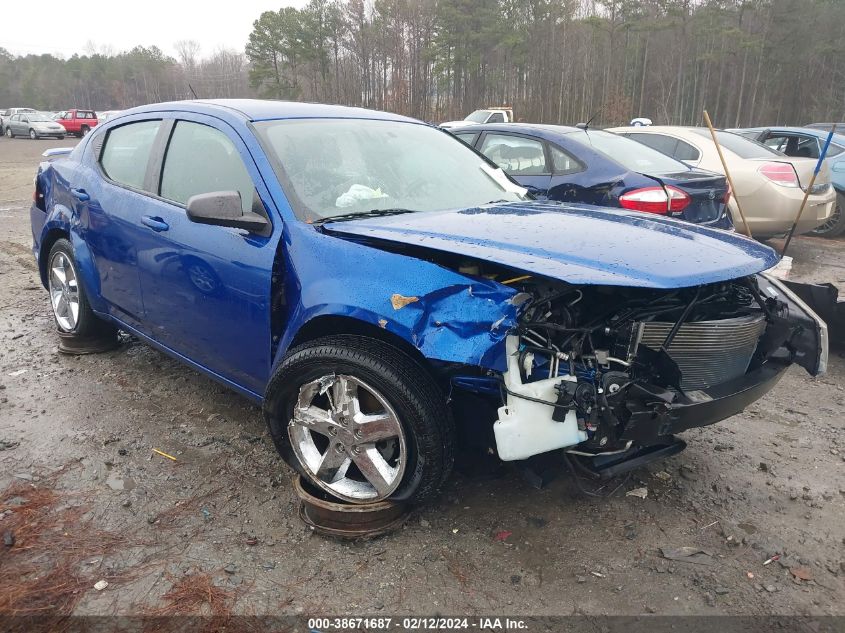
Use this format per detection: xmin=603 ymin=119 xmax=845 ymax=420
xmin=639 ymin=314 xmax=767 ymax=390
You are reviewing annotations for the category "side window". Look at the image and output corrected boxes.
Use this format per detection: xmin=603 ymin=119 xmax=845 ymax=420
xmin=827 ymin=143 xmax=844 ymax=157
xmin=487 ymin=112 xmax=505 ymax=124
xmin=674 ymin=139 xmax=701 ymax=162
xmin=160 ymin=121 xmax=255 ymax=213
xmin=796 ymin=135 xmax=820 ymax=159
xmin=549 ymin=144 xmax=584 ymax=174
xmin=100 ymin=120 xmax=162 ymax=190
xmin=454 ymin=132 xmax=477 ymax=146
xmin=630 ymin=132 xmax=678 ymax=157
xmin=479 ymin=133 xmax=548 ymax=175
xmin=762 ymin=135 xmax=787 ymax=152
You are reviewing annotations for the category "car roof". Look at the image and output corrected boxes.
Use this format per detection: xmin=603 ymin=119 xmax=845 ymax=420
xmin=449 ymin=122 xmax=601 ymax=139
xmin=736 ymin=126 xmax=845 ymax=143
xmin=119 ymin=99 xmax=420 ymax=124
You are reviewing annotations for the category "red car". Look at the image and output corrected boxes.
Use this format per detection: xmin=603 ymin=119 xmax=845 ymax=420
xmin=55 ymin=109 xmax=98 ymax=137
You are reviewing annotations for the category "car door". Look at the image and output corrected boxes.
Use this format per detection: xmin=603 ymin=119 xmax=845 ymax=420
xmin=83 ymin=118 xmax=165 ymax=325
xmin=133 ymin=115 xmax=279 ymax=394
xmin=13 ymin=114 xmax=27 ymax=135
xmin=477 ymin=132 xmax=553 ymax=197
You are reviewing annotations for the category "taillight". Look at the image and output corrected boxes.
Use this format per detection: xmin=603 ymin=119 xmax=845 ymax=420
xmin=619 ymin=186 xmax=691 ymax=214
xmin=759 ymin=162 xmax=799 ymax=187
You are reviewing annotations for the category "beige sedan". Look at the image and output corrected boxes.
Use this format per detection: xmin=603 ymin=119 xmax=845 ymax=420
xmin=607 ymin=126 xmax=836 ymax=238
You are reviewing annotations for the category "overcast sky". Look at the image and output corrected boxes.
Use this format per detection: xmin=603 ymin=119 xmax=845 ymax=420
xmin=2 ymin=0 xmax=309 ymax=59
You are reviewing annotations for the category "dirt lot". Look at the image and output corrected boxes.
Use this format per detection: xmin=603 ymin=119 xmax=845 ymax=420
xmin=0 ymin=135 xmax=844 ymax=623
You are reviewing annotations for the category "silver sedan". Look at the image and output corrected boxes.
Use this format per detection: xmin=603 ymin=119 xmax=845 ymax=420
xmin=5 ymin=112 xmax=66 ymax=139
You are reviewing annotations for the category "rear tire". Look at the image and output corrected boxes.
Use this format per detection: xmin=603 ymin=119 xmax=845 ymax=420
xmin=81 ymin=125 xmax=90 ymax=136
xmin=6 ymin=127 xmax=14 ymax=138
xmin=47 ymin=239 xmax=115 ymax=338
xmin=810 ymin=192 xmax=845 ymax=238
xmin=264 ymin=335 xmax=454 ymax=505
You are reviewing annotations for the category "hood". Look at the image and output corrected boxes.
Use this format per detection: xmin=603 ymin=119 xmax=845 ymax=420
xmin=324 ymin=201 xmax=780 ymax=289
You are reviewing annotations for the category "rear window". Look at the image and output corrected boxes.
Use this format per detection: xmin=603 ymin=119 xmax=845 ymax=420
xmin=690 ymin=129 xmax=781 ymax=159
xmin=568 ymin=129 xmax=689 ymax=174
xmin=100 ymin=120 xmax=161 ymax=190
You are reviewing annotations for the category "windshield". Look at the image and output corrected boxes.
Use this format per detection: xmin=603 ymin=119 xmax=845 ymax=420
xmin=256 ymin=118 xmax=525 ymax=222
xmin=29 ymin=115 xmax=54 ymax=123
xmin=568 ymin=129 xmax=690 ymax=174
xmin=690 ymin=129 xmax=781 ymax=159
xmin=464 ymin=110 xmax=492 ymax=123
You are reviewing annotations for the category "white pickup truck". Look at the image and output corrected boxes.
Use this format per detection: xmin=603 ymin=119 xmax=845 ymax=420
xmin=440 ymin=108 xmax=514 ymax=129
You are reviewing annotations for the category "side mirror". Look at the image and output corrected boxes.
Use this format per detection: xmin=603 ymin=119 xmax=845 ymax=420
xmin=186 ymin=191 xmax=270 ymax=235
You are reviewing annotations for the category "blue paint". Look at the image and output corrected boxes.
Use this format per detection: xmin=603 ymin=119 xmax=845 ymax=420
xmin=325 ymin=201 xmax=779 ymax=289
xmin=450 ymin=123 xmax=733 ymax=229
xmin=30 ymin=100 xmax=780 ymax=402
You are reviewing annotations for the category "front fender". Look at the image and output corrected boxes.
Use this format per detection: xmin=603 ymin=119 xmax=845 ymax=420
xmin=273 ymin=227 xmax=523 ymax=373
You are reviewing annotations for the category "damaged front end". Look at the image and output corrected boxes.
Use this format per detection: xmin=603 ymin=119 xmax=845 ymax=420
xmin=456 ymin=272 xmax=827 ymax=473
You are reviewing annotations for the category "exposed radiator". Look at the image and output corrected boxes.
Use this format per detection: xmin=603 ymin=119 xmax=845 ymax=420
xmin=639 ymin=314 xmax=767 ymax=391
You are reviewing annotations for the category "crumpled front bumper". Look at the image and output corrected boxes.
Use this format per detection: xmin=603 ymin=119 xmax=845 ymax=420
xmin=620 ymin=274 xmax=827 ymax=447
xmin=621 ymin=359 xmax=788 ymax=444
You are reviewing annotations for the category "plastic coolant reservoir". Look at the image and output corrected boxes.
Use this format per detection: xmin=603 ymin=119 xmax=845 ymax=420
xmin=494 ymin=336 xmax=588 ymax=461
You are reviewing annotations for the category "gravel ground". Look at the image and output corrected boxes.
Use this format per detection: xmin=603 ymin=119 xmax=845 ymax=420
xmin=0 ymin=135 xmax=843 ymax=620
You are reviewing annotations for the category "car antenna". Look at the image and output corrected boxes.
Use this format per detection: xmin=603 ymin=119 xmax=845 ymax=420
xmin=188 ymin=83 xmax=199 ymax=100
xmin=576 ymin=113 xmax=598 ymax=131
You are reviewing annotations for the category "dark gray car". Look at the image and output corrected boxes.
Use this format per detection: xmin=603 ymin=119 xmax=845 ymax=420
xmin=5 ymin=112 xmax=66 ymax=139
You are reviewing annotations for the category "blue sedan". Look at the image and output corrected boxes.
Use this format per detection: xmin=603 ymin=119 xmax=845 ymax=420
xmin=731 ymin=126 xmax=845 ymax=237
xmin=31 ymin=100 xmax=825 ymax=505
xmin=450 ymin=123 xmax=733 ymax=229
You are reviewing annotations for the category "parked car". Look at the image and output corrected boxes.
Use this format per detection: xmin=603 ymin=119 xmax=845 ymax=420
xmin=608 ymin=126 xmax=836 ymax=239
xmin=31 ymin=99 xmax=826 ymax=505
xmin=5 ymin=112 xmax=66 ymax=139
xmin=450 ymin=123 xmax=732 ymax=229
xmin=730 ymin=126 xmax=845 ymax=237
xmin=97 ymin=110 xmax=123 ymax=124
xmin=54 ymin=109 xmax=98 ymax=136
xmin=1 ymin=107 xmax=36 ymax=136
xmin=440 ymin=107 xmax=514 ymax=129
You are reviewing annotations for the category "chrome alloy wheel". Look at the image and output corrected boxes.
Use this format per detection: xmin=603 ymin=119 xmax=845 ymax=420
xmin=289 ymin=374 xmax=407 ymax=502
xmin=48 ymin=251 xmax=80 ymax=331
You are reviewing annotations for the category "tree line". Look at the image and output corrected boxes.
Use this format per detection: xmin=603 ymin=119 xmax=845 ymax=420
xmin=2 ymin=0 xmax=843 ymax=128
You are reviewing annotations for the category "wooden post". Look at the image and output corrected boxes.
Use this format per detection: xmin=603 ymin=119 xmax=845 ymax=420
xmin=703 ymin=110 xmax=753 ymax=238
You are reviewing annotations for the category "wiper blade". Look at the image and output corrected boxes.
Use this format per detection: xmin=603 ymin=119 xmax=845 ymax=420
xmin=315 ymin=208 xmax=417 ymax=225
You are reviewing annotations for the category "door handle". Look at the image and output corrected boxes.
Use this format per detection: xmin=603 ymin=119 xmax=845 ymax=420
xmin=70 ymin=188 xmax=90 ymax=202
xmin=141 ymin=216 xmax=169 ymax=232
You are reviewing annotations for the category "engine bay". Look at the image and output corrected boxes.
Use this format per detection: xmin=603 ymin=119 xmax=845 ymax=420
xmin=484 ymin=272 xmax=814 ymax=462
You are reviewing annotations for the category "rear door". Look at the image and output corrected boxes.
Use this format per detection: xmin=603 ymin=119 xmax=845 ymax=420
xmin=131 ymin=115 xmax=279 ymax=394
xmin=477 ymin=131 xmax=552 ymax=197
xmin=83 ymin=118 xmax=164 ymax=325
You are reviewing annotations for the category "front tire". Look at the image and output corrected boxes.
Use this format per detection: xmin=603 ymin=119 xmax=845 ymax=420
xmin=29 ymin=129 xmax=37 ymax=140
xmin=47 ymin=239 xmax=113 ymax=337
xmin=810 ymin=192 xmax=845 ymax=238
xmin=264 ymin=335 xmax=454 ymax=505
